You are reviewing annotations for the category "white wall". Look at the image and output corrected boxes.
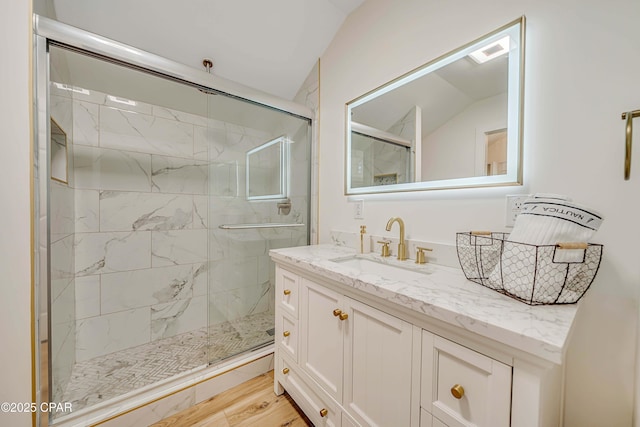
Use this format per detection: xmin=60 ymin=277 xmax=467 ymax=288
xmin=319 ymin=0 xmax=640 ymax=425
xmin=0 ymin=2 xmax=33 ymax=427
xmin=33 ymin=0 xmax=56 ymax=19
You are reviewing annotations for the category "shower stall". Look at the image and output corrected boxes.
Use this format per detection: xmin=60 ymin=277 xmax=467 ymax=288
xmin=34 ymin=16 xmax=313 ymax=425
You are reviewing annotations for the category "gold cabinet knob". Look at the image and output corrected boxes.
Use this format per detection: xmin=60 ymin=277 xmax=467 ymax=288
xmin=319 ymin=408 xmax=328 ymax=417
xmin=283 ymin=330 xmax=290 ymax=337
xmin=282 ymin=367 xmax=290 ymax=375
xmin=283 ymin=289 xmax=291 ymax=295
xmin=339 ymin=313 xmax=349 ymax=321
xmin=451 ymin=384 xmax=464 ymax=399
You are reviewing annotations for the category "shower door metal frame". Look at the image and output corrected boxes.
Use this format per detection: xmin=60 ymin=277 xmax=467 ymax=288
xmin=33 ymin=15 xmax=313 ymax=120
xmin=33 ymin=13 xmax=314 ymax=426
xmin=33 ymin=29 xmax=50 ymax=427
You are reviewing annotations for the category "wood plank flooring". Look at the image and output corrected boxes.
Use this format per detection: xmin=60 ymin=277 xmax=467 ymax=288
xmin=151 ymin=371 xmax=312 ymax=427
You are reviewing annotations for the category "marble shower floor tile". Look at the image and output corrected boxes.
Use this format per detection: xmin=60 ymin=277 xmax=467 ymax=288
xmin=57 ymin=312 xmax=274 ymax=417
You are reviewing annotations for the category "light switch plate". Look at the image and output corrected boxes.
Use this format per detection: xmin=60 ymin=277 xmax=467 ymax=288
xmin=353 ymin=199 xmax=364 ymax=219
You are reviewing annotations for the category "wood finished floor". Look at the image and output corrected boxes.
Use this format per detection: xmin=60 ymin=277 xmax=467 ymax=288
xmin=151 ymin=371 xmax=312 ymax=427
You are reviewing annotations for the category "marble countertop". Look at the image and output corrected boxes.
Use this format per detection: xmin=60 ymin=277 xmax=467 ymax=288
xmin=270 ymin=244 xmax=579 ymax=364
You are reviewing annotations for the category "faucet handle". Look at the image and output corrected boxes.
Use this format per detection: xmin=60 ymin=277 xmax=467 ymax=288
xmin=415 ymin=246 xmax=433 ymax=264
xmin=377 ymin=240 xmax=391 ymax=257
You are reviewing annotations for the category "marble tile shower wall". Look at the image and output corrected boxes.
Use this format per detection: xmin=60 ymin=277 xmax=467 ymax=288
xmin=206 ymin=122 xmax=308 ymax=327
xmin=69 ymin=89 xmax=212 ymax=362
xmin=65 ymin=86 xmax=308 ymax=363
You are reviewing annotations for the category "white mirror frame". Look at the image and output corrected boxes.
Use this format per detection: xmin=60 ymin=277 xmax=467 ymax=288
xmin=345 ymin=16 xmax=525 ymax=195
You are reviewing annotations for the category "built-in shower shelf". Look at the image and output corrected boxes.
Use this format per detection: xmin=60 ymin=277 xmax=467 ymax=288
xmin=219 ymin=223 xmax=305 ymax=230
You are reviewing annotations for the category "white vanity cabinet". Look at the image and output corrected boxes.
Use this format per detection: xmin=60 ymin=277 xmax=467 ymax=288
xmin=275 ymin=266 xmax=415 ymax=427
xmin=272 ymin=245 xmax=572 ymax=427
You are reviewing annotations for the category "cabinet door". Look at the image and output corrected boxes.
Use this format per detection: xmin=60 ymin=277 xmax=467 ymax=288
xmin=300 ymin=278 xmax=345 ymax=402
xmin=344 ymin=298 xmax=413 ymax=427
xmin=422 ymin=331 xmax=511 ymax=427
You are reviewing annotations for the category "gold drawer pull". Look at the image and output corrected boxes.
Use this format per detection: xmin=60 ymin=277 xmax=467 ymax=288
xmin=282 ymin=367 xmax=290 ymax=375
xmin=319 ymin=408 xmax=328 ymax=417
xmin=283 ymin=330 xmax=291 ymax=337
xmin=451 ymin=384 xmax=465 ymax=399
xmin=339 ymin=313 xmax=349 ymax=321
xmin=283 ymin=289 xmax=291 ymax=295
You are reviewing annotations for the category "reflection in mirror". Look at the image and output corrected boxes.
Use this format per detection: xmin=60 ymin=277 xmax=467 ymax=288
xmin=346 ymin=17 xmax=525 ymax=194
xmin=482 ymin=128 xmax=507 ymax=176
xmin=351 ymin=121 xmax=413 ymax=188
xmin=50 ymin=118 xmax=68 ymax=184
xmin=246 ymin=136 xmax=290 ymax=200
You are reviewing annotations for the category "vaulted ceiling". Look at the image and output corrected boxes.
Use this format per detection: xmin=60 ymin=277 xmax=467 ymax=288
xmin=47 ymin=0 xmax=365 ymax=100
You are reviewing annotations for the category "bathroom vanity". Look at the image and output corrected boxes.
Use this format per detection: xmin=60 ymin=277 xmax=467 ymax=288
xmin=271 ymin=244 xmax=578 ymax=427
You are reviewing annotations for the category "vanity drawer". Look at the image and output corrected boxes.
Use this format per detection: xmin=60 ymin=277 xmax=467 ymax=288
xmin=276 ymin=267 xmax=299 ymax=318
xmin=421 ymin=331 xmax=512 ymax=427
xmin=278 ymin=356 xmax=340 ymax=427
xmin=276 ymin=312 xmax=298 ymax=362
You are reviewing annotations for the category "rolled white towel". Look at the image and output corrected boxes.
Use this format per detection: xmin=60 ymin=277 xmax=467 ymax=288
xmin=490 ymin=195 xmax=603 ymax=303
xmin=508 ymin=196 xmax=603 ymax=248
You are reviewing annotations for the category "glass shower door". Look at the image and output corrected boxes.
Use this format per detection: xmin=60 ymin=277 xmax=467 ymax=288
xmin=205 ymin=94 xmax=311 ymax=363
xmin=46 ymin=44 xmax=214 ymax=418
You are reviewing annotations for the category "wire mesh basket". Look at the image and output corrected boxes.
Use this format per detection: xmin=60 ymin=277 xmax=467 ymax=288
xmin=456 ymin=232 xmax=603 ymax=305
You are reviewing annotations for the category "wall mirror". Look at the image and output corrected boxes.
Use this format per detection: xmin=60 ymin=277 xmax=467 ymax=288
xmin=246 ymin=136 xmax=290 ymax=200
xmin=346 ymin=17 xmax=525 ymax=194
xmin=50 ymin=118 xmax=68 ymax=184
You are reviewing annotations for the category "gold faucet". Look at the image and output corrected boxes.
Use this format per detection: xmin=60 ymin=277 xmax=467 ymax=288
xmin=385 ymin=217 xmax=407 ymax=260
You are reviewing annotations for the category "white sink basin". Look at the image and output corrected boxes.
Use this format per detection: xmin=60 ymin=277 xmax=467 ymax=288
xmin=331 ymin=257 xmax=429 ymax=281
